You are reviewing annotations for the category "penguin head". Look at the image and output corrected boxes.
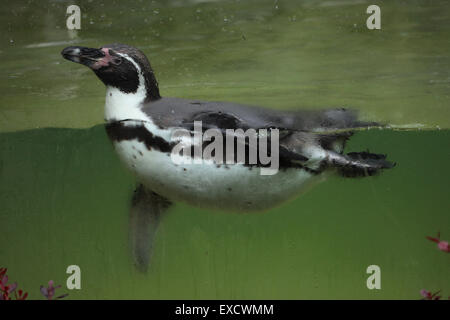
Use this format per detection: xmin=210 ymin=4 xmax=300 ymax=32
xmin=61 ymin=43 xmax=160 ymax=101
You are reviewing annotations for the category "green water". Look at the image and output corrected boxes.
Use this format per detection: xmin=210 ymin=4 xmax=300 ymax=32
xmin=1 ymin=128 xmax=449 ymax=299
xmin=0 ymin=0 xmax=449 ymax=299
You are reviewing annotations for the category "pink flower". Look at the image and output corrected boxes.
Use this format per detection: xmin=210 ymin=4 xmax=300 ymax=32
xmin=420 ymin=289 xmax=441 ymax=300
xmin=437 ymin=241 xmax=449 ymax=253
xmin=40 ymin=280 xmax=68 ymax=300
xmin=0 ymin=270 xmax=18 ymax=300
xmin=426 ymin=232 xmax=450 ymax=253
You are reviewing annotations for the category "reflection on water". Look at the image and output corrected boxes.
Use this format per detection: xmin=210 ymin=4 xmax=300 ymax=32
xmin=0 ymin=126 xmax=448 ymax=299
xmin=0 ymin=0 xmax=450 ymax=131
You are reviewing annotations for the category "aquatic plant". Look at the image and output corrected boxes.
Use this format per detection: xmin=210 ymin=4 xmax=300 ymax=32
xmin=420 ymin=232 xmax=449 ymax=300
xmin=40 ymin=280 xmax=68 ymax=300
xmin=420 ymin=289 xmax=442 ymax=300
xmin=426 ymin=232 xmax=450 ymax=253
xmin=1 ymin=267 xmax=68 ymax=300
xmin=0 ymin=268 xmax=28 ymax=300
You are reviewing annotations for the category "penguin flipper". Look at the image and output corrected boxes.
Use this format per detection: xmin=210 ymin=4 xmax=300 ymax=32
xmin=129 ymin=184 xmax=171 ymax=272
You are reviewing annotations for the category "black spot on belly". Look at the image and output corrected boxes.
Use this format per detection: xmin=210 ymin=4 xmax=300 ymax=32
xmin=138 ymin=151 xmax=143 ymax=156
xmin=132 ymin=154 xmax=137 ymax=159
xmin=227 ymin=187 xmax=232 ymax=192
xmin=183 ymin=168 xmax=187 ymax=171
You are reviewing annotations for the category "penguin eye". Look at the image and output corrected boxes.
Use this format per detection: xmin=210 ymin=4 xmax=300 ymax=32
xmin=111 ymin=57 xmax=122 ymax=66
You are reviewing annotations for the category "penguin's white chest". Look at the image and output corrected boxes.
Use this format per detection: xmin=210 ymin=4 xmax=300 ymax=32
xmin=111 ymin=133 xmax=318 ymax=212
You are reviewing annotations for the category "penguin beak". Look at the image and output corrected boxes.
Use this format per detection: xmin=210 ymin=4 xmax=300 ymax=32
xmin=61 ymin=46 xmax=106 ymax=68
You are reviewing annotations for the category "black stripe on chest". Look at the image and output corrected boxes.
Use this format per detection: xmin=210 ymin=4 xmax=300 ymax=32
xmin=105 ymin=121 xmax=175 ymax=152
xmin=105 ymin=121 xmax=320 ymax=173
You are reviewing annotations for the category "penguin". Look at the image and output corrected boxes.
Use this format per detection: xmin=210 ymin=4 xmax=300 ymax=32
xmin=61 ymin=44 xmax=395 ymax=271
